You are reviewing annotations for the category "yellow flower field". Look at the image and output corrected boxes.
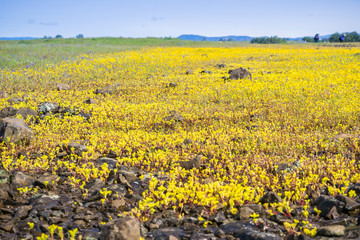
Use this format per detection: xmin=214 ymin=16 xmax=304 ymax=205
xmin=1 ymin=44 xmax=360 ymax=237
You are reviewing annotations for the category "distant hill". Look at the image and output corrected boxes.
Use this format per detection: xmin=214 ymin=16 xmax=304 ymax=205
xmin=178 ymin=34 xmax=253 ymax=41
xmin=178 ymin=34 xmax=333 ymax=42
xmin=0 ymin=37 xmax=39 ymax=40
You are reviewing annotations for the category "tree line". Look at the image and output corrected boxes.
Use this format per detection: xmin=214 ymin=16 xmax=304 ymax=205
xmin=302 ymin=31 xmax=360 ymax=43
xmin=43 ymin=34 xmax=84 ymax=39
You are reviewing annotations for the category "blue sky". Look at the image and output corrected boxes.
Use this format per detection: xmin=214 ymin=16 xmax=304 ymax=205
xmin=1 ymin=0 xmax=359 ymax=38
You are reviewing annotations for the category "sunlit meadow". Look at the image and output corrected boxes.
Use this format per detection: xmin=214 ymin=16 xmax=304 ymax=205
xmin=1 ymin=42 xmax=360 ymax=236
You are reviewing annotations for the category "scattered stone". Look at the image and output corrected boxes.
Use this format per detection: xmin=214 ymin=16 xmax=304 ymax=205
xmin=185 ymin=70 xmax=194 ymax=75
xmin=14 ymin=205 xmax=33 ymax=219
xmin=151 ymin=227 xmax=187 ymax=240
xmin=34 ymin=174 xmax=59 ymax=188
xmin=215 ymin=64 xmax=226 ymax=68
xmin=95 ymin=83 xmax=120 ymax=95
xmin=56 ymin=83 xmax=70 ymax=91
xmin=11 ymin=172 xmax=35 ymax=187
xmin=106 ymin=150 xmax=118 ymax=158
xmin=183 ymin=138 xmax=193 ymax=145
xmin=167 ymin=82 xmax=177 ymax=88
xmin=62 ymin=142 xmax=88 ymax=156
xmin=119 ymin=170 xmax=137 ymax=183
xmin=336 ymin=194 xmax=360 ymax=212
xmin=200 ymin=70 xmax=212 ymax=74
xmin=38 ymin=102 xmax=60 ymax=115
xmin=0 ymin=118 xmax=34 ymax=143
xmin=164 ymin=111 xmax=185 ymax=123
xmin=177 ymin=155 xmax=202 ymax=170
xmin=228 ymin=67 xmax=252 ymax=80
xmin=314 ymin=195 xmax=343 ymax=219
xmin=97 ymin=157 xmax=118 ymax=169
xmin=190 ymin=232 xmax=216 ymax=240
xmin=0 ymin=91 xmax=7 ymax=98
xmin=317 ymin=225 xmax=345 ymax=237
xmin=99 ymin=217 xmax=140 ymax=240
xmin=0 ymin=107 xmax=18 ymax=119
xmin=259 ymin=191 xmax=282 ymax=204
xmin=17 ymin=108 xmax=38 ymax=121
xmin=209 ymin=211 xmax=226 ymax=224
xmin=238 ymin=206 xmax=255 ymax=220
xmin=8 ymin=97 xmax=25 ymax=104
xmin=111 ymin=199 xmax=126 ymax=211
xmin=84 ymin=98 xmax=96 ymax=104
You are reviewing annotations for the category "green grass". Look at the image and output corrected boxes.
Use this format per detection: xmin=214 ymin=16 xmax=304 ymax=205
xmin=0 ymin=37 xmax=249 ymax=70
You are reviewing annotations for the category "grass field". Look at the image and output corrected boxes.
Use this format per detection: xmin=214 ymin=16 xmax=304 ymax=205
xmin=1 ymin=38 xmax=360 ymax=239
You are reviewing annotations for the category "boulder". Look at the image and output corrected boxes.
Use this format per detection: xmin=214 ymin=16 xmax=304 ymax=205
xmin=0 ymin=91 xmax=7 ymax=98
xmin=99 ymin=217 xmax=140 ymax=240
xmin=17 ymin=108 xmax=38 ymax=121
xmin=38 ymin=102 xmax=60 ymax=115
xmin=238 ymin=206 xmax=255 ymax=220
xmin=151 ymin=227 xmax=187 ymax=240
xmin=11 ymin=172 xmax=35 ymax=187
xmin=317 ymin=225 xmax=345 ymax=237
xmin=95 ymin=83 xmax=120 ymax=95
xmin=7 ymin=97 xmax=24 ymax=104
xmin=0 ymin=118 xmax=34 ymax=143
xmin=177 ymin=155 xmax=202 ymax=170
xmin=84 ymin=98 xmax=96 ymax=104
xmin=0 ymin=107 xmax=18 ymax=118
xmin=229 ymin=67 xmax=252 ymax=80
xmin=164 ymin=111 xmax=185 ymax=123
xmin=314 ymin=195 xmax=344 ymax=219
xmin=56 ymin=83 xmax=71 ymax=90
xmin=259 ymin=191 xmax=282 ymax=204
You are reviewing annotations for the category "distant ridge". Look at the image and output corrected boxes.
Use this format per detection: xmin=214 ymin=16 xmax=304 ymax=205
xmin=178 ymin=34 xmax=252 ymax=41
xmin=0 ymin=37 xmax=39 ymax=40
xmin=177 ymin=34 xmax=333 ymax=41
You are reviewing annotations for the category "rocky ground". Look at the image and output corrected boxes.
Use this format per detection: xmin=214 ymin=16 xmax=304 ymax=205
xmin=1 ymin=165 xmax=360 ymax=239
xmin=1 ymin=76 xmax=360 ymax=239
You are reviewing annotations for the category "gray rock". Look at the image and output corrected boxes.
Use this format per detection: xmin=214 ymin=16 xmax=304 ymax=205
xmin=229 ymin=67 xmax=252 ymax=80
xmin=190 ymin=232 xmax=216 ymax=240
xmin=38 ymin=102 xmax=59 ymax=115
xmin=99 ymin=217 xmax=140 ymax=240
xmin=84 ymin=98 xmax=96 ymax=104
xmin=335 ymin=194 xmax=360 ymax=212
xmin=168 ymin=82 xmax=177 ymax=88
xmin=111 ymin=198 xmax=126 ymax=210
xmin=14 ymin=205 xmax=33 ymax=219
xmin=95 ymin=83 xmax=120 ymax=95
xmin=8 ymin=97 xmax=24 ymax=104
xmin=164 ymin=111 xmax=185 ymax=123
xmin=259 ymin=191 xmax=282 ymax=204
xmin=56 ymin=83 xmax=70 ymax=90
xmin=0 ymin=91 xmax=7 ymax=98
xmin=314 ymin=195 xmax=343 ymax=219
xmin=34 ymin=174 xmax=59 ymax=188
xmin=0 ymin=189 xmax=11 ymax=207
xmin=209 ymin=211 xmax=227 ymax=224
xmin=17 ymin=108 xmax=38 ymax=121
xmin=11 ymin=172 xmax=35 ymax=187
xmin=97 ymin=157 xmax=118 ymax=169
xmin=0 ymin=117 xmax=34 ymax=143
xmin=151 ymin=227 xmax=187 ymax=240
xmin=0 ymin=107 xmax=17 ymax=118
xmin=236 ymin=230 xmax=281 ymax=240
xmin=238 ymin=206 xmax=255 ymax=220
xmin=177 ymin=155 xmax=202 ymax=170
xmin=317 ymin=225 xmax=345 ymax=237
xmin=119 ymin=171 xmax=137 ymax=183
xmin=63 ymin=142 xmax=88 ymax=156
